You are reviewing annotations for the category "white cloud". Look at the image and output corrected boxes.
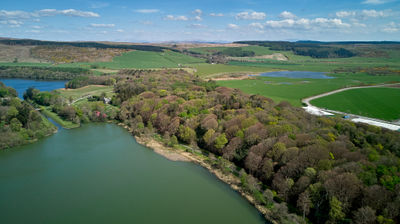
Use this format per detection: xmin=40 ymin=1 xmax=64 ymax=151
xmin=164 ymin=15 xmax=188 ymax=21
xmin=193 ymin=9 xmax=202 ymax=16
xmin=336 ymin=11 xmax=357 ymax=18
xmin=31 ymin=25 xmax=43 ymax=29
xmin=210 ymin=13 xmax=224 ymax=17
xmin=236 ymin=11 xmax=266 ymax=20
xmin=134 ymin=9 xmax=159 ymax=13
xmin=0 ymin=9 xmax=100 ymax=21
xmin=116 ymin=29 xmax=124 ymax=32
xmin=37 ymin=9 xmax=99 ymax=17
xmin=362 ymin=0 xmax=393 ymax=4
xmin=194 ymin=16 xmax=202 ymax=21
xmin=0 ymin=19 xmax=23 ymax=27
xmin=90 ymin=2 xmax=110 ymax=9
xmin=192 ymin=9 xmax=203 ymax=21
xmin=335 ymin=9 xmax=391 ymax=19
xmin=188 ymin=23 xmax=207 ymax=29
xmin=249 ymin=22 xmax=264 ymax=29
xmin=263 ymin=18 xmax=350 ymax=29
xmin=90 ymin=23 xmax=115 ymax=28
xmin=227 ymin=23 xmax=239 ymax=29
xmin=0 ymin=10 xmax=31 ymax=19
xmin=361 ymin=9 xmax=389 ymax=18
xmin=279 ymin=11 xmax=296 ymax=19
xmin=383 ymin=22 xmax=399 ymax=33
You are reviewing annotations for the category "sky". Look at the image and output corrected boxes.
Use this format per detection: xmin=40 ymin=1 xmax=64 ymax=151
xmin=0 ymin=0 xmax=399 ymax=42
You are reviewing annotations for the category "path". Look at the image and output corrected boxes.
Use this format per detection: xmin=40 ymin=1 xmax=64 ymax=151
xmin=301 ymin=84 xmax=400 ymax=131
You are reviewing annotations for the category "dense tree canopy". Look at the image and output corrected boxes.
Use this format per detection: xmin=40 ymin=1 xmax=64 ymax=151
xmin=113 ymin=69 xmax=400 ymax=223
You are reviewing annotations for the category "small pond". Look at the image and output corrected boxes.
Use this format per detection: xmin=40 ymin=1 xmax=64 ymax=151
xmin=258 ymin=71 xmax=334 ymax=79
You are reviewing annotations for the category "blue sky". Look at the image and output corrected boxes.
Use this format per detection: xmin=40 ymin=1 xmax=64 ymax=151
xmin=1 ymin=0 xmax=399 ymax=42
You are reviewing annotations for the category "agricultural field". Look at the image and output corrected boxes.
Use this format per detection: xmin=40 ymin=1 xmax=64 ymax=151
xmin=218 ymin=73 xmax=400 ymax=107
xmin=190 ymin=63 xmax=277 ymax=77
xmin=310 ymin=87 xmax=400 ymax=121
xmin=56 ymin=85 xmax=114 ymax=102
xmin=188 ymin=45 xmax=275 ymax=56
xmin=76 ymin=50 xmax=205 ymax=69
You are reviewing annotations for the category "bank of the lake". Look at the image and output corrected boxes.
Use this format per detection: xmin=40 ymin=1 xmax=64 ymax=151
xmin=0 ymin=123 xmax=267 ymax=224
xmin=135 ymin=134 xmax=277 ymax=224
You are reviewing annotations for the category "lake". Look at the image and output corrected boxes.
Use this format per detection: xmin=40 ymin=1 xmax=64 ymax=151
xmin=259 ymin=71 xmax=334 ymax=79
xmin=0 ymin=124 xmax=267 ymax=224
xmin=0 ymin=78 xmax=67 ymax=99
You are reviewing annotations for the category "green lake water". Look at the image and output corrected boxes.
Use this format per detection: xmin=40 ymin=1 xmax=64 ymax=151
xmin=0 ymin=123 xmax=266 ymax=224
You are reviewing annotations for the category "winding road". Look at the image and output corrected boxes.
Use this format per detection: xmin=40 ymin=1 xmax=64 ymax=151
xmin=301 ymin=84 xmax=400 ymax=131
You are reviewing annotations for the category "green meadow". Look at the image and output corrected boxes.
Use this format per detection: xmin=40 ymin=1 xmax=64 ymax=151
xmin=310 ymin=87 xmax=400 ymax=121
xmin=217 ymin=73 xmax=400 ymax=107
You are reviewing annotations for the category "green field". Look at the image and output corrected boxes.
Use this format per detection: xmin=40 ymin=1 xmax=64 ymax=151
xmin=191 ymin=63 xmax=277 ymax=77
xmin=218 ymin=73 xmax=400 ymax=107
xmin=188 ymin=45 xmax=275 ymax=56
xmin=82 ymin=50 xmax=205 ymax=69
xmin=310 ymin=87 xmax=400 ymax=121
xmin=56 ymin=85 xmax=114 ymax=101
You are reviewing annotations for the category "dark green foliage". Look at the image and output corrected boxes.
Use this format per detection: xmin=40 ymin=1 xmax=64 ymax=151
xmin=235 ymin=41 xmax=357 ymax=58
xmin=0 ymin=38 xmax=175 ymax=52
xmin=65 ymin=75 xmax=115 ymax=89
xmin=219 ymin=48 xmax=255 ymax=57
xmin=0 ymin=66 xmax=91 ymax=80
xmin=0 ymin=82 xmax=56 ymax=149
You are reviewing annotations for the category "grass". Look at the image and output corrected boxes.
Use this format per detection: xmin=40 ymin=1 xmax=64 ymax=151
xmin=63 ymin=50 xmax=205 ymax=69
xmin=217 ymin=73 xmax=400 ymax=107
xmin=310 ymin=87 xmax=400 ymax=121
xmin=228 ymin=53 xmax=400 ymax=73
xmin=188 ymin=46 xmax=275 ymax=56
xmin=190 ymin=63 xmax=278 ymax=77
xmin=41 ymin=107 xmax=80 ymax=129
xmin=56 ymin=85 xmax=114 ymax=101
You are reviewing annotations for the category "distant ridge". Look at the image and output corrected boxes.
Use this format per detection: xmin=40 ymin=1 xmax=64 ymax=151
xmin=0 ymin=38 xmax=178 ymax=52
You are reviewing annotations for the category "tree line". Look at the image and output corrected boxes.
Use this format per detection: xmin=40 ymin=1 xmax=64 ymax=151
xmin=235 ymin=41 xmax=357 ymax=58
xmin=0 ymin=82 xmax=56 ymax=149
xmin=0 ymin=38 xmax=176 ymax=52
xmin=0 ymin=66 xmax=91 ymax=80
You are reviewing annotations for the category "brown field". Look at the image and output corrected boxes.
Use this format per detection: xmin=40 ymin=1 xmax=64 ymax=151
xmin=30 ymin=45 xmax=130 ymax=63
xmin=0 ymin=44 xmax=44 ymax=62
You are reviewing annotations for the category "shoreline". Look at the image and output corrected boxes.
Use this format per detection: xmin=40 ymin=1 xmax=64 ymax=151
xmin=132 ymin=133 xmax=276 ymax=224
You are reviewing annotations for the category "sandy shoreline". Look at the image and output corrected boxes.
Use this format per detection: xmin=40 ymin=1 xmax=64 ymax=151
xmin=133 ymin=133 xmax=276 ymax=224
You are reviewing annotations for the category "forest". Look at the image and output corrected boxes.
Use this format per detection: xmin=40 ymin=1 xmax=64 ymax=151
xmin=108 ymin=69 xmax=400 ymax=224
xmin=0 ymin=66 xmax=91 ymax=80
xmin=0 ymin=82 xmax=56 ymax=149
xmin=235 ymin=41 xmax=357 ymax=58
xmin=0 ymin=38 xmax=173 ymax=52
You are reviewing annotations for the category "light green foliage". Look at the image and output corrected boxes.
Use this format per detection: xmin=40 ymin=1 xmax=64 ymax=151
xmin=10 ymin=118 xmax=22 ymax=132
xmin=329 ymin=196 xmax=345 ymax=222
xmin=178 ymin=125 xmax=196 ymax=144
xmin=203 ymin=129 xmax=215 ymax=145
xmin=214 ymin=133 xmax=228 ymax=149
xmin=304 ymin=167 xmax=317 ymax=178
